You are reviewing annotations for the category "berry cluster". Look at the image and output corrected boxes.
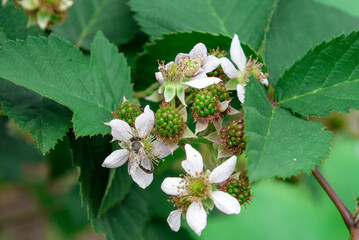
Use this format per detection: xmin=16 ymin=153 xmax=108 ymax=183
xmin=221 ymin=119 xmax=246 ymax=154
xmin=192 ymin=83 xmax=230 ymax=119
xmin=154 ymin=104 xmax=185 ymax=142
xmin=112 ymin=100 xmax=142 ymax=127
xmin=225 ymin=172 xmax=252 ymax=207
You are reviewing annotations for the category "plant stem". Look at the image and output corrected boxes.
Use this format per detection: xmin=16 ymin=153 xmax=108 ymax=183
xmin=312 ymin=167 xmax=353 ymax=230
xmin=132 ymin=82 xmax=159 ymax=98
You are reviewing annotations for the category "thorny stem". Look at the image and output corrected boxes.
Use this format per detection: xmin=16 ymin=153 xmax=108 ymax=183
xmin=132 ymin=82 xmax=159 ymax=98
xmin=312 ymin=166 xmax=358 ymax=238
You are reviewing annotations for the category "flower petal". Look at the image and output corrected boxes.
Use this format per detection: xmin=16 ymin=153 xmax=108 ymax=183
xmin=161 ymin=177 xmax=187 ymax=196
xmin=152 ymin=140 xmax=172 ymax=158
xmin=175 ymin=53 xmax=189 ymax=63
xmin=201 ymin=55 xmax=220 ymax=73
xmin=181 ymin=144 xmax=203 ymax=176
xmin=237 ymin=84 xmax=246 ymax=104
xmin=209 ymin=156 xmax=237 ymax=183
xmin=190 ymin=72 xmax=207 ymax=80
xmin=189 ymin=43 xmax=207 ymax=59
xmin=129 ymin=166 xmax=153 ymax=189
xmin=230 ymin=34 xmax=247 ymax=71
xmin=186 ymin=201 xmax=207 ymax=236
xmin=135 ymin=105 xmax=155 ymax=138
xmin=261 ymin=77 xmax=269 ymax=87
xmin=167 ymin=210 xmax=182 ymax=232
xmin=220 ymin=57 xmax=238 ymax=79
xmin=104 ymin=119 xmax=132 ymax=142
xmin=102 ymin=149 xmax=129 ymax=168
xmin=184 ymin=77 xmax=221 ymax=89
xmin=155 ymin=72 xmax=164 ymax=83
xmin=209 ymin=191 xmax=241 ymax=214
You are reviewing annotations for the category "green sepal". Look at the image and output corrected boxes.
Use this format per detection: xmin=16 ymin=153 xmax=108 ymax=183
xmin=176 ymin=84 xmax=187 ymax=106
xmin=225 ymin=78 xmax=239 ymax=90
xmin=164 ymin=84 xmax=176 ymax=102
xmin=202 ymin=197 xmax=214 ymax=212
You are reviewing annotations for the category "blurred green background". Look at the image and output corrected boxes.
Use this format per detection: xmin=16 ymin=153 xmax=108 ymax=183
xmin=0 ymin=0 xmax=359 ymax=239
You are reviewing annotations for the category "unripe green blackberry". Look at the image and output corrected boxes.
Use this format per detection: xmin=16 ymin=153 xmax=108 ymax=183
xmin=225 ymin=171 xmax=253 ymax=207
xmin=220 ymin=119 xmax=246 ymax=154
xmin=112 ymin=100 xmax=142 ymax=127
xmin=192 ymin=83 xmax=230 ymax=120
xmin=154 ymin=103 xmax=185 ymax=143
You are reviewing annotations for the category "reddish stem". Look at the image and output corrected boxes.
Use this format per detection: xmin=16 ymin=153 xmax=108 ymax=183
xmin=312 ymin=167 xmax=353 ymax=230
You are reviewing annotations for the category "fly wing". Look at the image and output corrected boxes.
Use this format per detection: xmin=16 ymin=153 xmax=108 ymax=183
xmin=138 ymin=148 xmax=153 ymax=174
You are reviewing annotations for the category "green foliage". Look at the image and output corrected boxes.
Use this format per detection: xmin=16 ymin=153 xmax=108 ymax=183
xmin=46 ymin=136 xmax=73 ymax=179
xmin=93 ymin=186 xmax=148 ymax=240
xmin=133 ymin=32 xmax=262 ymax=90
xmin=276 ymin=31 xmax=359 ymax=116
xmin=0 ymin=117 xmax=43 ymax=182
xmin=198 ymin=134 xmax=359 ymax=240
xmin=53 ymin=0 xmax=138 ymax=50
xmin=69 ymin=134 xmax=112 ymax=218
xmin=0 ymin=32 xmax=132 ymax=136
xmin=99 ymin=167 xmax=132 ymax=215
xmin=0 ymin=79 xmax=72 ymax=153
xmin=128 ymin=0 xmax=277 ymax=50
xmin=264 ymin=0 xmax=359 ymax=86
xmin=243 ymin=79 xmax=333 ymax=180
xmin=0 ymin=1 xmax=43 ymax=44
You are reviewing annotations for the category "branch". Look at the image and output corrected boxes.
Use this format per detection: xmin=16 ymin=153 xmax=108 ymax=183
xmin=312 ymin=167 xmax=353 ymax=230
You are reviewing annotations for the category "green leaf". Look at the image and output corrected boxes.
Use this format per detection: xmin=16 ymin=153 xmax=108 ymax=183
xmin=46 ymin=136 xmax=73 ymax=179
xmin=69 ymin=134 xmax=112 ymax=218
xmin=0 ymin=32 xmax=132 ymax=136
xmin=276 ymin=32 xmax=359 ymax=117
xmin=0 ymin=79 xmax=72 ymax=153
xmin=133 ymin=32 xmax=263 ymax=90
xmin=53 ymin=0 xmax=138 ymax=50
xmin=0 ymin=1 xmax=43 ymax=44
xmin=128 ymin=0 xmax=277 ymax=50
xmin=99 ymin=167 xmax=132 ymax=215
xmin=0 ymin=117 xmax=43 ymax=182
xmin=243 ymin=79 xmax=333 ymax=180
xmin=93 ymin=186 xmax=148 ymax=240
xmin=264 ymin=0 xmax=359 ymax=86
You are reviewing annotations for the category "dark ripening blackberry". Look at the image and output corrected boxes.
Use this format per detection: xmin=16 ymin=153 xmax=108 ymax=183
xmin=225 ymin=171 xmax=253 ymax=207
xmin=154 ymin=103 xmax=185 ymax=144
xmin=220 ymin=119 xmax=246 ymax=154
xmin=112 ymin=100 xmax=142 ymax=127
xmin=192 ymin=83 xmax=230 ymax=121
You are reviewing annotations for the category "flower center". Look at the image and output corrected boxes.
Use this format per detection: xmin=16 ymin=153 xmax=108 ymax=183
xmin=188 ymin=178 xmax=207 ymax=196
xmin=159 ymin=62 xmax=185 ymax=83
xmin=179 ymin=57 xmax=202 ymax=77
